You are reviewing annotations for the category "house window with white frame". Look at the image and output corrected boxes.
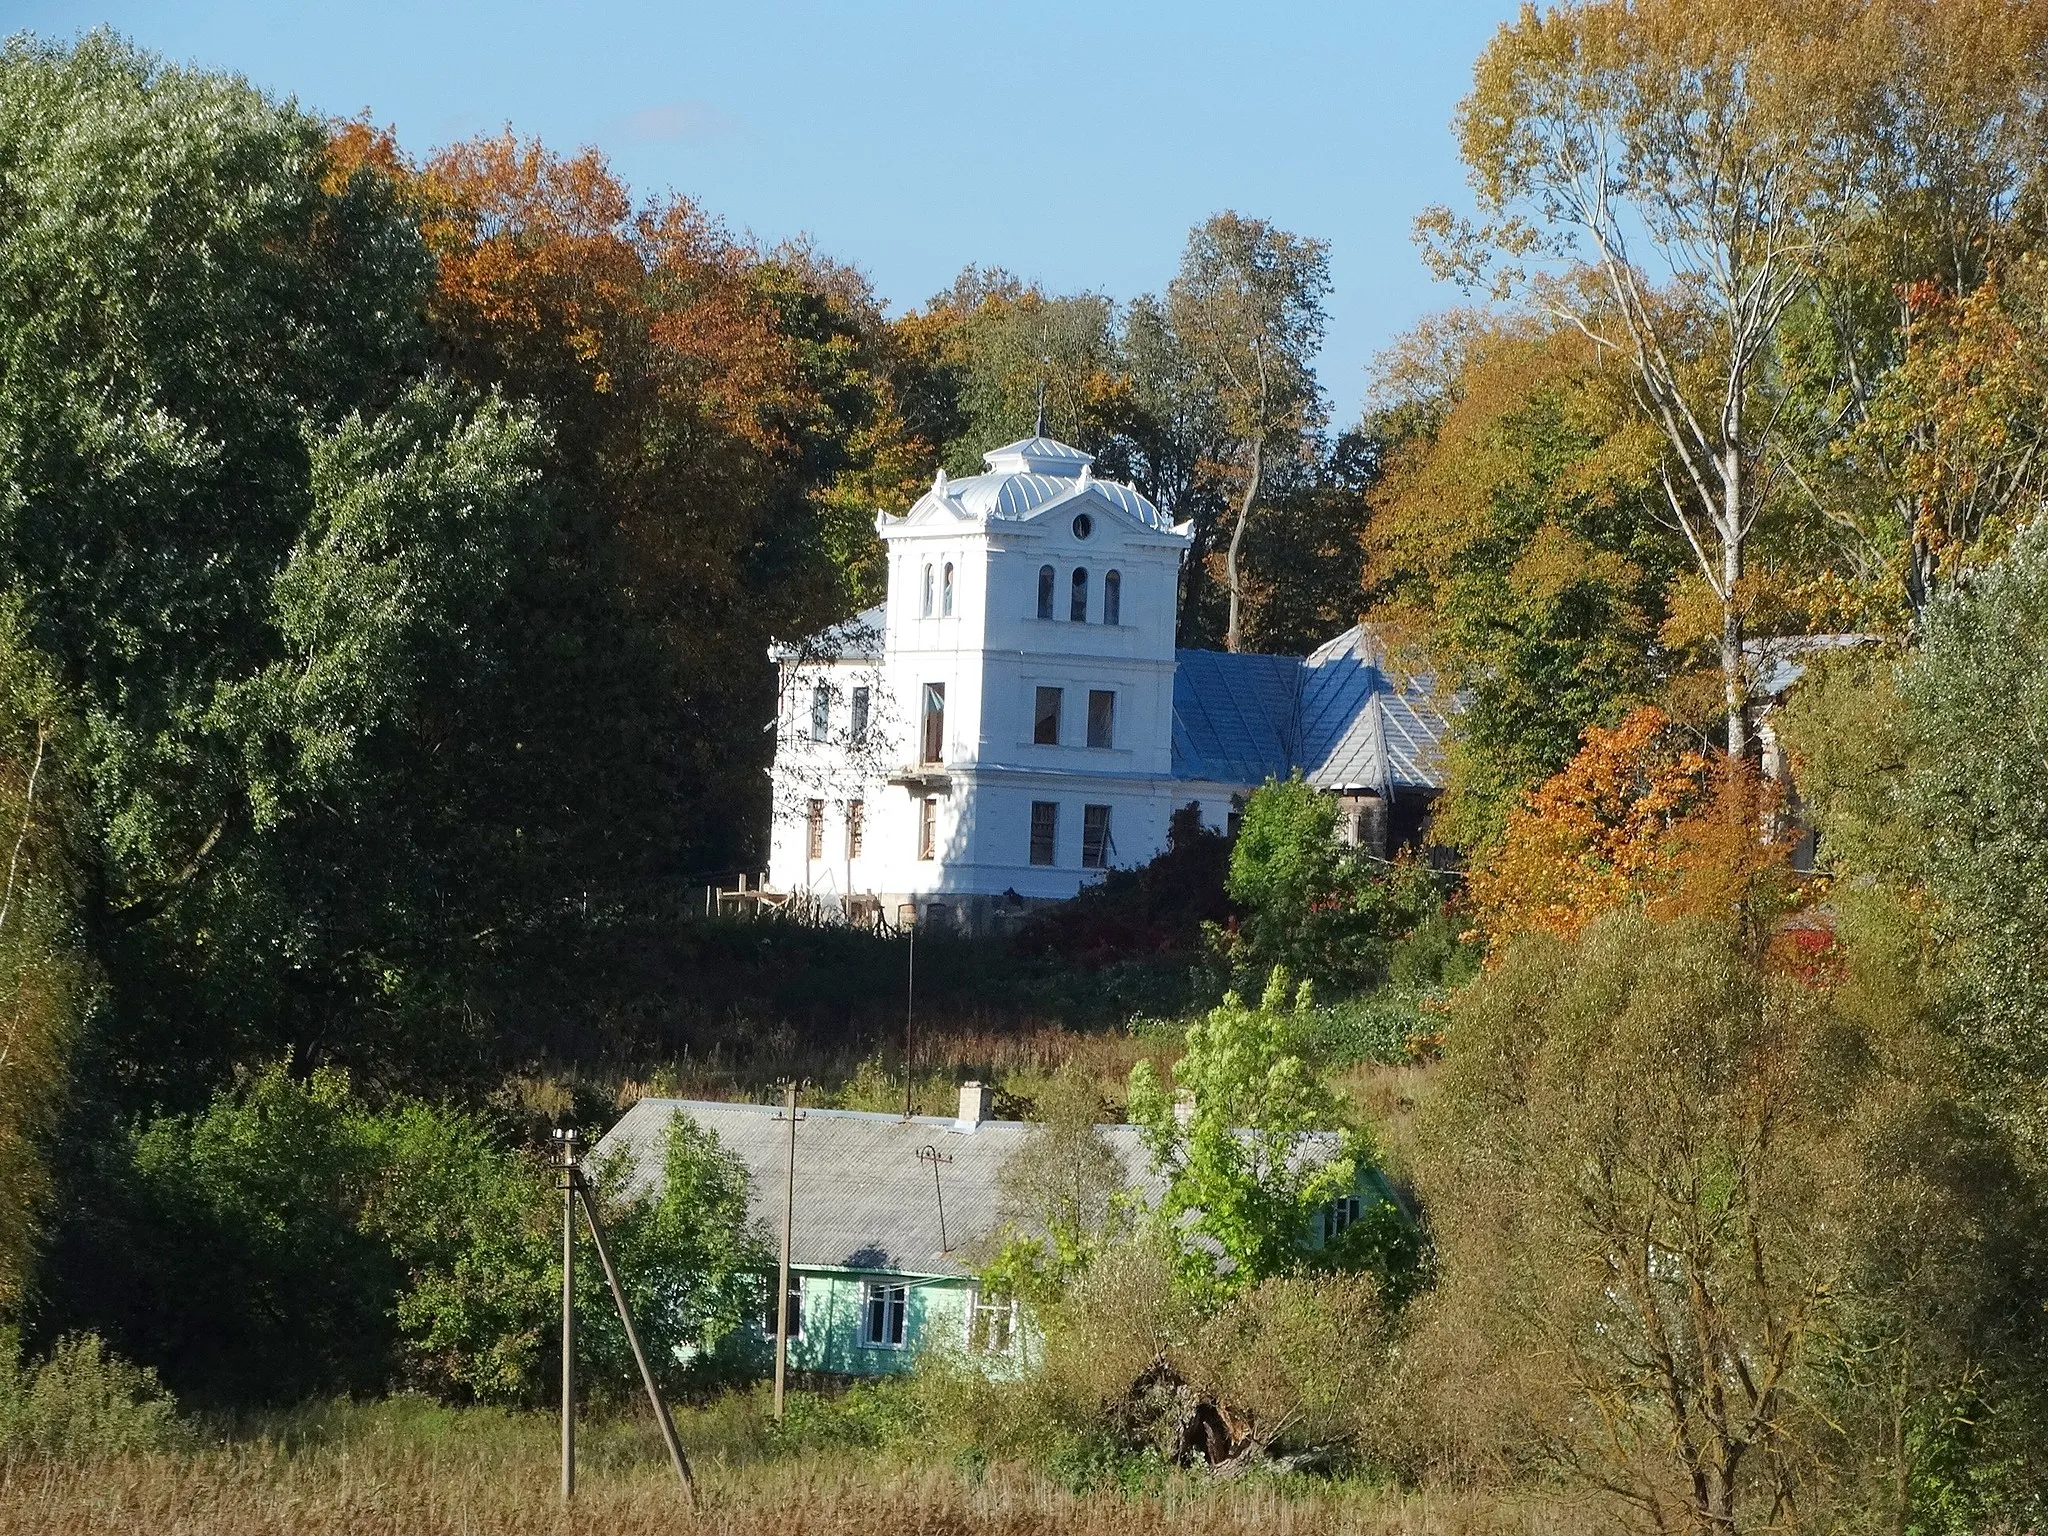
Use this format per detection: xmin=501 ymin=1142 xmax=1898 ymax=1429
xmin=806 ymin=799 xmax=824 ymax=861
xmin=1103 ymin=568 xmax=1122 ymax=625
xmin=1322 ymin=1195 xmax=1363 ymax=1243
xmin=921 ymin=563 xmax=934 ymax=617
xmin=850 ymin=685 xmax=869 ymax=744
xmin=942 ymin=561 xmax=955 ymax=616
xmin=809 ymin=682 xmax=830 ymax=741
xmin=845 ymin=799 xmax=864 ymax=859
xmin=861 ymin=1281 xmax=908 ymax=1348
xmin=918 ymin=796 xmax=938 ymax=861
xmin=966 ymin=1289 xmax=1018 ymax=1355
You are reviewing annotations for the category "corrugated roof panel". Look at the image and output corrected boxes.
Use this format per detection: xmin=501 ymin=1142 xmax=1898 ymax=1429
xmin=593 ymin=1099 xmax=1353 ymax=1281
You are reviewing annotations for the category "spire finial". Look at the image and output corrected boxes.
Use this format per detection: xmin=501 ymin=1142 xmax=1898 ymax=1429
xmin=1033 ymin=378 xmax=1047 ymax=439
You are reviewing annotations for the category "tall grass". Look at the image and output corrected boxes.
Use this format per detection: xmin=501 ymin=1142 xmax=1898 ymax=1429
xmin=0 ymin=1394 xmax=1568 ymax=1535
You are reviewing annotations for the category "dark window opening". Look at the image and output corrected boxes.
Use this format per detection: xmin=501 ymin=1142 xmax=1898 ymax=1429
xmin=942 ymin=561 xmax=954 ymax=616
xmin=1081 ymin=804 xmax=1113 ymax=868
xmin=1033 ymin=686 xmax=1062 ymax=746
xmin=921 ymin=563 xmax=933 ymax=617
xmin=1086 ymin=689 xmax=1115 ymax=749
xmin=1069 ymin=567 xmax=1088 ymax=622
xmin=1103 ymin=569 xmax=1121 ymax=625
xmin=918 ymin=796 xmax=938 ymax=861
xmin=806 ymin=800 xmax=825 ymax=860
xmin=921 ymin=682 xmax=945 ymax=764
xmin=1030 ymin=802 xmax=1058 ymax=866
xmin=764 ymin=1275 xmax=803 ymax=1339
xmin=809 ymin=683 xmax=830 ymax=741
xmin=1037 ymin=564 xmax=1055 ymax=620
xmin=846 ymin=799 xmax=864 ymax=859
xmin=850 ymin=686 xmax=869 ymax=743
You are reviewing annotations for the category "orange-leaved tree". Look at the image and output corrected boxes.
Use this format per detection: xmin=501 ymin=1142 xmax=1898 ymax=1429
xmin=1469 ymin=706 xmax=1795 ymax=947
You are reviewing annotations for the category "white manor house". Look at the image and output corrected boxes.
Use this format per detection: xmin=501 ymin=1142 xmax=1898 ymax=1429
xmin=764 ymin=434 xmax=1451 ymax=931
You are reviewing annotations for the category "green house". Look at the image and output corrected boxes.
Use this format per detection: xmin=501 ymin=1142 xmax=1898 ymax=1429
xmin=593 ymin=1085 xmax=1399 ymax=1377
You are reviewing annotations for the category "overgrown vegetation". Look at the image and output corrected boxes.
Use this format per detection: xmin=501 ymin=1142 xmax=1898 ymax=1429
xmin=8 ymin=7 xmax=2048 ymax=1535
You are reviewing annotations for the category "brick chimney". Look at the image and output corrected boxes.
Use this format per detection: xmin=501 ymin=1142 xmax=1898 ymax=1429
xmin=955 ymin=1080 xmax=992 ymax=1130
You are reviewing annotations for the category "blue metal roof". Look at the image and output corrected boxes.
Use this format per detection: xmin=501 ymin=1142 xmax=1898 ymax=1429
xmin=1172 ymin=626 xmax=1452 ymax=793
xmin=1171 ymin=650 xmax=1303 ymax=784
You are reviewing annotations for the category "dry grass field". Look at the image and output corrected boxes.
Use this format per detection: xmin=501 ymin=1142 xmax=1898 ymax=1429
xmin=0 ymin=1398 xmax=1562 ymax=1536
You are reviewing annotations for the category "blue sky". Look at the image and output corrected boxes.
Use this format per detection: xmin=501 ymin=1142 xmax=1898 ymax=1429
xmin=14 ymin=1 xmax=1520 ymax=423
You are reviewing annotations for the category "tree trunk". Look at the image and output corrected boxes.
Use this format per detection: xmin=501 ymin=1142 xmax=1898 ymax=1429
xmin=1720 ymin=447 xmax=1748 ymax=760
xmin=1224 ymin=435 xmax=1262 ymax=653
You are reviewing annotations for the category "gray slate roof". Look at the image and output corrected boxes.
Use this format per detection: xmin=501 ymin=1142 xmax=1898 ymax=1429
xmin=1171 ymin=625 xmax=1452 ymax=795
xmin=1743 ymin=633 xmax=1877 ymax=701
xmin=594 ymin=1098 xmax=1167 ymax=1280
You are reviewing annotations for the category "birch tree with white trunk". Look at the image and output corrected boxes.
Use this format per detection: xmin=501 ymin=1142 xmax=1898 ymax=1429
xmin=1419 ymin=0 xmax=1871 ymax=755
xmin=1166 ymin=214 xmax=1330 ymax=654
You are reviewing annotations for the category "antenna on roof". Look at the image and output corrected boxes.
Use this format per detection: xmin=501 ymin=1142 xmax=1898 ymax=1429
xmin=1033 ymin=377 xmax=1047 ymax=439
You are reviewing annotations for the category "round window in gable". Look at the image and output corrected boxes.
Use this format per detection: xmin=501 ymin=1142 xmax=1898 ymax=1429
xmin=1072 ymin=512 xmax=1094 ymax=540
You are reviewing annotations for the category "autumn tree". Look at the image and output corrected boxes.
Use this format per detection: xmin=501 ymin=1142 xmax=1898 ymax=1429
xmin=1167 ymin=214 xmax=1331 ymax=652
xmin=1364 ymin=312 xmax=1682 ymax=849
xmin=1779 ymin=0 xmax=2048 ymax=616
xmin=412 ymin=132 xmax=908 ymax=873
xmin=1424 ymin=0 xmax=1875 ymax=755
xmin=1467 ymin=706 xmax=1795 ymax=947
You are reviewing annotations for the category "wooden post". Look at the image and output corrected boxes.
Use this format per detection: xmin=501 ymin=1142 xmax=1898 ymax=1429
xmin=574 ymin=1178 xmax=697 ymax=1507
xmin=556 ymin=1127 xmax=576 ymax=1504
xmin=773 ymin=1080 xmax=803 ymax=1421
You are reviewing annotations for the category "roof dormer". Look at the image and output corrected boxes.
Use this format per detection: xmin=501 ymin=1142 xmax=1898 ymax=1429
xmin=981 ymin=435 xmax=1094 ymax=477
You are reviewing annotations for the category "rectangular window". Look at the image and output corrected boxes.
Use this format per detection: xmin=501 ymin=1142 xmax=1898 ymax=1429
xmin=966 ymin=1290 xmax=1017 ymax=1355
xmin=918 ymin=796 xmax=938 ymax=861
xmin=846 ymin=799 xmax=864 ymax=859
xmin=1029 ymin=801 xmax=1058 ymax=866
xmin=921 ymin=682 xmax=945 ymax=764
xmin=850 ymin=686 xmax=870 ymax=744
xmin=809 ymin=682 xmax=831 ymax=742
xmin=1086 ymin=689 xmax=1115 ymax=749
xmin=1322 ymin=1196 xmax=1363 ymax=1243
xmin=1081 ymin=804 xmax=1113 ymax=869
xmin=861 ymin=1281 xmax=908 ymax=1348
xmin=763 ymin=1274 xmax=803 ymax=1340
xmin=806 ymin=799 xmax=824 ymax=861
xmin=1033 ymin=686 xmax=1062 ymax=746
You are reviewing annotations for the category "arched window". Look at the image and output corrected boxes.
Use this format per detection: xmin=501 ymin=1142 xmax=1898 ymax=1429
xmin=942 ymin=561 xmax=954 ymax=616
xmin=1070 ymin=567 xmax=1089 ymax=623
xmin=1037 ymin=565 xmax=1055 ymax=620
xmin=921 ymin=563 xmax=934 ymax=617
xmin=1102 ymin=569 xmax=1122 ymax=626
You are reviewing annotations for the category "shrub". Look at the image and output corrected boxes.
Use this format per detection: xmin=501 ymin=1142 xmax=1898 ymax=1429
xmin=0 ymin=1329 xmax=184 ymax=1457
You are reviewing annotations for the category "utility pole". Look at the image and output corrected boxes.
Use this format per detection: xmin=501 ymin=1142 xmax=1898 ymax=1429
xmin=554 ymin=1125 xmax=697 ymax=1509
xmin=899 ymin=902 xmax=917 ymax=1119
xmin=556 ymin=1127 xmax=576 ymax=1504
xmin=772 ymin=1079 xmax=807 ymax=1421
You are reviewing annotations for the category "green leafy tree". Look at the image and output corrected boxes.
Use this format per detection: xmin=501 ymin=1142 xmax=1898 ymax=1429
xmin=1413 ymin=909 xmax=2042 ymax=1533
xmin=1167 ymin=214 xmax=1331 ymax=653
xmin=1902 ymin=518 xmax=2048 ymax=1154
xmin=1128 ymin=970 xmax=1414 ymax=1309
xmin=1224 ymin=777 xmax=1444 ymax=995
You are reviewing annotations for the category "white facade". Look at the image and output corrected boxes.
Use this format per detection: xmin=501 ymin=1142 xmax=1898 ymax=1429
xmin=765 ymin=435 xmax=1451 ymax=926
